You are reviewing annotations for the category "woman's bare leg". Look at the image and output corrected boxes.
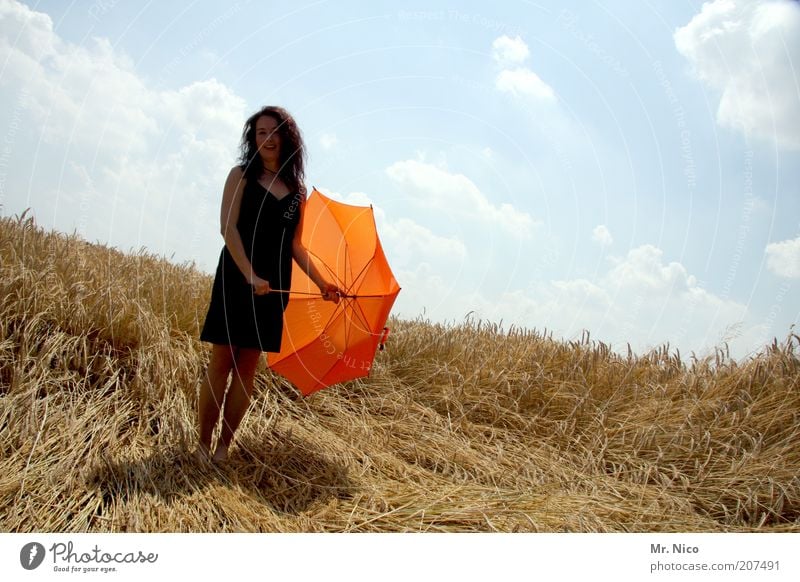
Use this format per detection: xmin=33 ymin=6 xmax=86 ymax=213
xmin=197 ymin=344 xmax=236 ymax=458
xmin=214 ymin=347 xmax=262 ymax=461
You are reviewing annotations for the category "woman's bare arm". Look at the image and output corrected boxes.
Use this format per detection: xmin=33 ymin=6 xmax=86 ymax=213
xmin=220 ymin=166 xmax=270 ymax=295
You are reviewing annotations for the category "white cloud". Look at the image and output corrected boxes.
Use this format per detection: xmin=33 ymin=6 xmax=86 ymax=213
xmin=592 ymin=224 xmax=613 ymax=247
xmin=429 ymin=244 xmax=764 ymax=359
xmin=496 ymin=68 xmax=556 ymax=101
xmin=0 ymin=0 xmax=247 ymax=271
xmin=0 ymin=0 xmax=56 ymax=61
xmin=319 ymin=133 xmax=339 ymax=150
xmin=391 ymin=262 xmax=455 ymax=321
xmin=317 ymin=188 xmax=372 ymax=207
xmin=160 ymin=80 xmax=246 ymax=139
xmin=766 ymin=236 xmax=800 ymax=278
xmin=383 ymin=217 xmax=467 ymax=271
xmin=491 ymin=35 xmax=556 ymax=103
xmin=491 ymin=35 xmax=530 ymax=67
xmin=385 ymin=159 xmax=539 ymax=238
xmin=605 ymin=245 xmax=697 ymax=293
xmin=674 ymin=0 xmax=800 ymax=149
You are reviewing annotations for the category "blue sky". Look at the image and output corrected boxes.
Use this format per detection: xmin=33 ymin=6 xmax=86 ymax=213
xmin=1 ymin=0 xmax=798 ymax=360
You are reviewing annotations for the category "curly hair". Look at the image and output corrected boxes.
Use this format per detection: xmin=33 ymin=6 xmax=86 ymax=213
xmin=239 ymin=106 xmax=306 ymax=195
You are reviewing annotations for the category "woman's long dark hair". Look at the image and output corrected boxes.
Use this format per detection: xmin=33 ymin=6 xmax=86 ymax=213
xmin=239 ymin=106 xmax=306 ymax=194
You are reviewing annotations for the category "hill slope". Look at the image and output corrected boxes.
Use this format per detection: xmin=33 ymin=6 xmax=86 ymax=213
xmin=1 ymin=213 xmax=798 ymax=532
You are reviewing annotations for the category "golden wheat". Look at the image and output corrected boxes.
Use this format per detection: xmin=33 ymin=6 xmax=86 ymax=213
xmin=0 ymin=213 xmax=797 ymax=532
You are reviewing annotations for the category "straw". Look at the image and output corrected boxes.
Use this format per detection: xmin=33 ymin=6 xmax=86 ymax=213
xmin=1 ymin=212 xmax=798 ymax=532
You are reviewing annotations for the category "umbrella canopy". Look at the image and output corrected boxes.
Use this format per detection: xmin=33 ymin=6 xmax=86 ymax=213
xmin=267 ymin=189 xmax=401 ymax=395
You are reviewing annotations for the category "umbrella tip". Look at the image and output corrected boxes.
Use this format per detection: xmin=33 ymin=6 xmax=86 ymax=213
xmin=378 ymin=326 xmax=390 ymax=351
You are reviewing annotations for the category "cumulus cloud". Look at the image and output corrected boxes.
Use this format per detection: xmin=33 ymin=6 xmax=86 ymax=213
xmin=383 ymin=218 xmax=466 ymax=261
xmin=592 ymin=224 xmax=613 ymax=247
xmin=0 ymin=0 xmax=247 ymax=271
xmin=674 ymin=0 xmax=800 ymax=149
xmin=766 ymin=236 xmax=800 ymax=278
xmin=491 ymin=35 xmax=530 ymax=67
xmin=491 ymin=35 xmax=556 ymax=102
xmin=605 ymin=245 xmax=696 ymax=293
xmin=0 ymin=0 xmax=56 ymax=61
xmin=438 ymin=244 xmax=764 ymax=359
xmin=496 ymin=68 xmax=556 ymax=101
xmin=385 ymin=159 xmax=539 ymax=238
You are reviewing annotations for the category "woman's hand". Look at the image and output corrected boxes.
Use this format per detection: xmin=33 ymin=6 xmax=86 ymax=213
xmin=249 ymin=274 xmax=271 ymax=296
xmin=319 ymin=282 xmax=342 ymax=303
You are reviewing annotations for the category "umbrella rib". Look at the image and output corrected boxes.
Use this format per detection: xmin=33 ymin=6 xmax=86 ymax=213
xmin=348 ymin=206 xmax=386 ymax=296
xmin=337 ymin=207 xmax=376 ymax=297
xmin=348 ymin=297 xmax=375 ymax=345
xmin=343 ymin=297 xmax=352 ymax=362
xmin=341 ymin=292 xmax=375 ymax=351
xmin=305 ymin=247 xmax=346 ymax=290
xmin=347 ymin=243 xmax=377 ymax=294
xmin=345 ymin=235 xmax=353 ymax=296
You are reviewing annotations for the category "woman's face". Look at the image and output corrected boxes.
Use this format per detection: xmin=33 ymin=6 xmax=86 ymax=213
xmin=255 ymin=115 xmax=281 ymax=163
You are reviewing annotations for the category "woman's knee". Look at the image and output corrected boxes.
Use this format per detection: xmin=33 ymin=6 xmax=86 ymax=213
xmin=207 ymin=344 xmax=236 ymax=377
xmin=233 ymin=348 xmax=262 ymax=381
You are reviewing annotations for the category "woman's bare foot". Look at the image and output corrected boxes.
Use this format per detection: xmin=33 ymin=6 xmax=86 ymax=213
xmin=212 ymin=444 xmax=229 ymax=463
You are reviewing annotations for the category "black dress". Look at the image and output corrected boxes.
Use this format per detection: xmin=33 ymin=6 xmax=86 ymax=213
xmin=200 ymin=178 xmax=303 ymax=352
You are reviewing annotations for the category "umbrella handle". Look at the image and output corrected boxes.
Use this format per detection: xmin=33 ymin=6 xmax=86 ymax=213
xmin=270 ymin=289 xmax=367 ymax=299
xmin=269 ymin=289 xmax=317 ymax=296
xmin=378 ymin=327 xmax=390 ymax=351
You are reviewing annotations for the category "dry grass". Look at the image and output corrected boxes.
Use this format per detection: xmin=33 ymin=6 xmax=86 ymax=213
xmin=1 ymin=213 xmax=798 ymax=532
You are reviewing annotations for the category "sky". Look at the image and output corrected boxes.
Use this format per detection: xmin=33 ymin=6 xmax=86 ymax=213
xmin=1 ymin=0 xmax=798 ymax=361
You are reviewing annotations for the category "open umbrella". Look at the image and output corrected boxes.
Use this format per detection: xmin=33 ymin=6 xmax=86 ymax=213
xmin=267 ymin=189 xmax=401 ymax=396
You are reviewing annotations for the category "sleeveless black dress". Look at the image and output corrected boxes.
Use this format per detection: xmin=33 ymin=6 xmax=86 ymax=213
xmin=200 ymin=178 xmax=303 ymax=352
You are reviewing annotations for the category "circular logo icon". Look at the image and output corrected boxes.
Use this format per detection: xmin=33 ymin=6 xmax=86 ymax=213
xmin=20 ymin=542 xmax=46 ymax=570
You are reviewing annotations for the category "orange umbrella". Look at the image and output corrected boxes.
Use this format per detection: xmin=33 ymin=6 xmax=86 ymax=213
xmin=267 ymin=189 xmax=401 ymax=396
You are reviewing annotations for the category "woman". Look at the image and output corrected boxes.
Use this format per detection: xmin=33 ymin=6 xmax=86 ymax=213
xmin=197 ymin=106 xmax=340 ymax=462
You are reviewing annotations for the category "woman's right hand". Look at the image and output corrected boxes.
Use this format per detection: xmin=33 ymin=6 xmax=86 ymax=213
xmin=249 ymin=274 xmax=271 ymax=295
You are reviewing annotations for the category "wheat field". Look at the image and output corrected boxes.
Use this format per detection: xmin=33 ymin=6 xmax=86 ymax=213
xmin=1 ymin=213 xmax=798 ymax=532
